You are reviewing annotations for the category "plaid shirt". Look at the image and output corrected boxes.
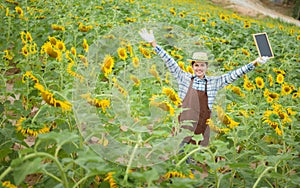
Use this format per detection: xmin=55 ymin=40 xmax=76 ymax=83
xmin=154 ymin=45 xmax=256 ymax=110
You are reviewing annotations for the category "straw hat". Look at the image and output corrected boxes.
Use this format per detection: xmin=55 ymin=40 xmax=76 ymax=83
xmin=187 ymin=52 xmax=212 ymax=63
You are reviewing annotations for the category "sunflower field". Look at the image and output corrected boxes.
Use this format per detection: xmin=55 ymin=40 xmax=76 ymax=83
xmin=1 ymin=0 xmax=300 ymax=187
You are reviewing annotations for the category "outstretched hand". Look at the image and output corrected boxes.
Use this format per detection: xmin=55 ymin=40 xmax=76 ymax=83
xmin=139 ymin=28 xmax=155 ymax=43
xmin=256 ymin=56 xmax=270 ymax=65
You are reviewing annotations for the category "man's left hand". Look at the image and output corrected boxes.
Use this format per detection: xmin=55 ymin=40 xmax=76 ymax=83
xmin=256 ymin=56 xmax=270 ymax=64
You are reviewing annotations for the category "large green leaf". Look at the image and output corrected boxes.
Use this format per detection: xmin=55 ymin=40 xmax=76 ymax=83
xmin=13 ymin=158 xmax=43 ymax=185
xmin=37 ymin=130 xmax=79 ymax=147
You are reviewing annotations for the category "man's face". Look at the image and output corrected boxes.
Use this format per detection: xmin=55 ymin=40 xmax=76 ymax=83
xmin=192 ymin=61 xmax=208 ymax=79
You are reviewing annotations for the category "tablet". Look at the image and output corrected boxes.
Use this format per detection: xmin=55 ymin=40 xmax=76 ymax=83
xmin=253 ymin=32 xmax=274 ymax=58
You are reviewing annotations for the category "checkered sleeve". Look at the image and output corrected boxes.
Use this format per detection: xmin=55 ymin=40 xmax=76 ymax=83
xmin=154 ymin=45 xmax=188 ymax=82
xmin=217 ymin=62 xmax=255 ymax=89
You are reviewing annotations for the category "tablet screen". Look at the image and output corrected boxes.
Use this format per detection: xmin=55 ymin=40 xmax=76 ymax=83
xmin=253 ymin=33 xmax=274 ymax=58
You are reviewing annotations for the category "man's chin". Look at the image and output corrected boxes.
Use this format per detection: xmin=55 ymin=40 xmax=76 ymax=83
xmin=196 ymin=74 xmax=204 ymax=78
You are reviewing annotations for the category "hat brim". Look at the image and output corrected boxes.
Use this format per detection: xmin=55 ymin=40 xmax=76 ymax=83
xmin=187 ymin=59 xmax=212 ymax=63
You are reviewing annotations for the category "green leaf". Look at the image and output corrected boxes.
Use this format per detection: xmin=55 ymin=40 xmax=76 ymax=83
xmin=0 ymin=147 xmax=12 ymax=159
xmin=255 ymin=164 xmax=266 ymax=176
xmin=18 ymin=148 xmax=34 ymax=155
xmin=13 ymin=158 xmax=43 ymax=185
xmin=74 ymin=148 xmax=110 ymax=174
xmin=228 ymin=162 xmax=249 ymax=169
xmin=192 ymin=134 xmax=203 ymax=144
xmin=38 ymin=130 xmax=79 ymax=147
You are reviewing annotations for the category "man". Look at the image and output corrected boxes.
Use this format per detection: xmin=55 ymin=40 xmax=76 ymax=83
xmin=139 ymin=28 xmax=269 ymax=146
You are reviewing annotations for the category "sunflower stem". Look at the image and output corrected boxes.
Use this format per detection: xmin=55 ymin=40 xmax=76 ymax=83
xmin=123 ymin=133 xmax=141 ymax=184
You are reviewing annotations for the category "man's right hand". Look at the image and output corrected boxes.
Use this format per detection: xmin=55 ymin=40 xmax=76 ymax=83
xmin=139 ymin=28 xmax=155 ymax=44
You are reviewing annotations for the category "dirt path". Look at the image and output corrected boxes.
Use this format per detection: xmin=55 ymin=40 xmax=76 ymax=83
xmin=212 ymin=0 xmax=300 ymax=27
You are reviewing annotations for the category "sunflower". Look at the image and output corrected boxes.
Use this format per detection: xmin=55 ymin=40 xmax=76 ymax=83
xmin=66 ymin=57 xmax=84 ymax=81
xmin=243 ymin=80 xmax=256 ymax=91
xmin=275 ymin=126 xmax=282 ymax=136
xmin=263 ymin=110 xmax=279 ymax=129
xmin=78 ymin=23 xmax=93 ymax=32
xmin=243 ymin=21 xmax=251 ymax=28
xmin=276 ymin=110 xmax=292 ymax=124
xmin=22 ymin=71 xmax=39 ymax=84
xmin=273 ymin=68 xmax=286 ymax=75
xmin=210 ymin=21 xmax=216 ymax=27
xmin=162 ymin=87 xmax=181 ymax=106
xmin=26 ymin=31 xmax=33 ymax=43
xmin=267 ymin=74 xmax=274 ymax=86
xmin=55 ymin=40 xmax=66 ymax=51
xmin=20 ymin=31 xmax=27 ymax=44
xmin=206 ymin=118 xmax=230 ymax=134
xmin=29 ymin=43 xmax=37 ymax=54
xmin=42 ymin=42 xmax=62 ymax=61
xmin=117 ymin=47 xmax=128 ymax=61
xmin=286 ymin=108 xmax=297 ymax=115
xmin=5 ymin=7 xmax=9 ymax=17
xmin=81 ymin=93 xmax=110 ymax=112
xmin=276 ymin=73 xmax=284 ymax=84
xmin=292 ymin=93 xmax=298 ymax=99
xmin=15 ymin=6 xmax=24 ymax=18
xmin=130 ymin=75 xmax=140 ymax=86
xmin=20 ymin=31 xmax=33 ymax=44
xmin=104 ymin=172 xmax=118 ymax=188
xmin=33 ymin=82 xmax=72 ymax=111
xmin=125 ymin=17 xmax=137 ymax=22
xmin=132 ymin=56 xmax=139 ymax=67
xmin=127 ymin=44 xmax=133 ymax=57
xmin=15 ymin=117 xmax=51 ymax=137
xmin=164 ymin=34 xmax=175 ymax=39
xmin=179 ymin=12 xmax=185 ymax=18
xmin=2 ymin=181 xmax=18 ymax=188
xmin=112 ymin=77 xmax=128 ymax=96
xmin=83 ymin=38 xmax=89 ymax=52
xmin=215 ymin=105 xmax=239 ymax=128
xmin=67 ymin=66 xmax=84 ymax=81
xmin=268 ymin=92 xmax=280 ymax=100
xmin=178 ymin=61 xmax=186 ymax=71
xmin=149 ymin=97 xmax=174 ymax=116
xmin=149 ymin=64 xmax=160 ymax=81
xmin=238 ymin=110 xmax=249 ymax=118
xmin=186 ymin=66 xmax=194 ymax=74
xmin=101 ymin=55 xmax=114 ymax=77
xmin=169 ymin=7 xmax=176 ymax=16
xmin=48 ymin=36 xmax=57 ymax=45
xmin=21 ymin=45 xmax=29 ymax=57
xmin=78 ymin=54 xmax=88 ymax=67
xmin=200 ymin=16 xmax=207 ymax=24
xmin=165 ymin=72 xmax=170 ymax=84
xmin=266 ymin=97 xmax=273 ymax=103
xmin=241 ymin=48 xmax=250 ymax=56
xmin=255 ymin=77 xmax=264 ymax=89
xmin=139 ymin=46 xmax=151 ymax=58
xmin=281 ymin=83 xmax=293 ymax=95
xmin=71 ymin=47 xmax=77 ymax=56
xmin=163 ymin=171 xmax=194 ymax=179
xmin=231 ymin=86 xmax=245 ymax=97
xmin=3 ymin=50 xmax=13 ymax=60
xmin=219 ymin=13 xmax=226 ymax=20
xmin=224 ymin=114 xmax=239 ymax=128
xmin=51 ymin=24 xmax=65 ymax=31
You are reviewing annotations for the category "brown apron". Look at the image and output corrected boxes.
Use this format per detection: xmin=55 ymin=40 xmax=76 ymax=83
xmin=179 ymin=78 xmax=211 ymax=146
